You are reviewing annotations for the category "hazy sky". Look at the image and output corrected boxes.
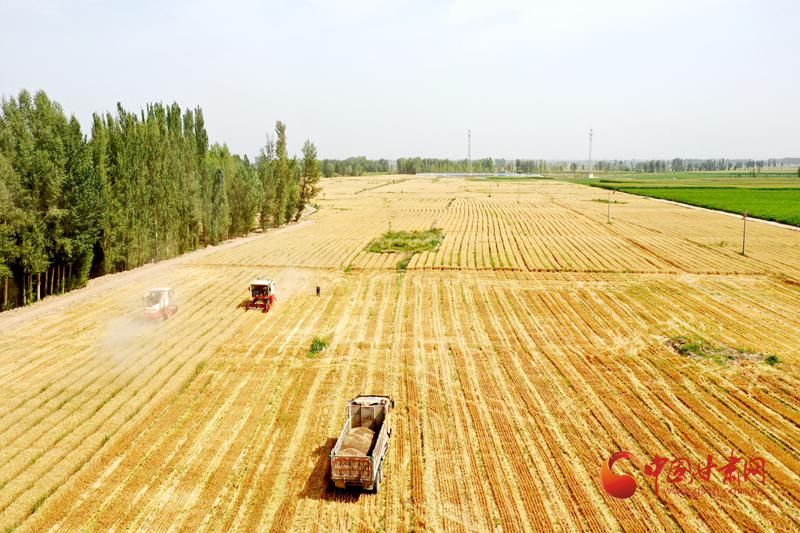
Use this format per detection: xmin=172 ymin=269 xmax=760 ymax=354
xmin=2 ymin=0 xmax=798 ymax=161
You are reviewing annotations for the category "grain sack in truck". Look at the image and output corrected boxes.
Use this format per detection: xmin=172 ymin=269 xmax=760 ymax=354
xmin=330 ymin=395 xmax=394 ymax=493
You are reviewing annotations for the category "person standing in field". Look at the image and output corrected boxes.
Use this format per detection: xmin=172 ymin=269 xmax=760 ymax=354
xmin=316 ymin=285 xmax=321 ymax=297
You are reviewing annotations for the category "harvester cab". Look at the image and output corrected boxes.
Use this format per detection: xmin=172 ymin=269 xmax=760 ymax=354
xmin=246 ymin=278 xmax=275 ymax=312
xmin=143 ymin=288 xmax=177 ymax=322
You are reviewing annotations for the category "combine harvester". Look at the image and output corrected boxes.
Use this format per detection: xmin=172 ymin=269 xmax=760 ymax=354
xmin=330 ymin=395 xmax=394 ymax=493
xmin=245 ymin=278 xmax=275 ymax=312
xmin=143 ymin=288 xmax=178 ymax=322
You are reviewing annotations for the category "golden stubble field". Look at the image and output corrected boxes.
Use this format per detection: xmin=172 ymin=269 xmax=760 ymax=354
xmin=1 ymin=176 xmax=799 ymax=533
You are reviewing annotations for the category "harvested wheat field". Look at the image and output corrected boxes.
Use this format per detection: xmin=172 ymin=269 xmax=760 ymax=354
xmin=2 ymin=176 xmax=800 ymax=533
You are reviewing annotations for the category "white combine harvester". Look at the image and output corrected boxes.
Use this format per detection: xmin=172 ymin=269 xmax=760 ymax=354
xmin=143 ymin=288 xmax=178 ymax=322
xmin=245 ymin=278 xmax=275 ymax=312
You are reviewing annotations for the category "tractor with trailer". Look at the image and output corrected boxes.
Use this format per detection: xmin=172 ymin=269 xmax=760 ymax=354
xmin=245 ymin=278 xmax=275 ymax=312
xmin=330 ymin=395 xmax=394 ymax=493
xmin=143 ymin=288 xmax=178 ymax=322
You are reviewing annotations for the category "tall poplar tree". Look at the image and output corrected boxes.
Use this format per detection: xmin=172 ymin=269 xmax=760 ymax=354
xmin=272 ymin=121 xmax=294 ymax=226
xmin=257 ymin=134 xmax=276 ymax=229
xmin=0 ymin=153 xmax=19 ymax=308
xmin=296 ymin=140 xmax=321 ymax=221
xmin=209 ymin=168 xmax=228 ymax=244
xmin=227 ymin=156 xmax=263 ymax=237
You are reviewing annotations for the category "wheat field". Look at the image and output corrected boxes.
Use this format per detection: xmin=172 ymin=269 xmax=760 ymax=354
xmin=1 ymin=176 xmax=799 ymax=532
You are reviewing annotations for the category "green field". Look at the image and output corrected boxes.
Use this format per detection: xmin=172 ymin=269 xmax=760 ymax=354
xmin=568 ymin=171 xmax=800 ymax=189
xmin=618 ymin=188 xmax=800 ymax=226
xmin=561 ymin=172 xmax=800 ymax=227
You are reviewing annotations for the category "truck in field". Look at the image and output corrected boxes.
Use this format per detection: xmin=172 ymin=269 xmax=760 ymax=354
xmin=330 ymin=395 xmax=394 ymax=493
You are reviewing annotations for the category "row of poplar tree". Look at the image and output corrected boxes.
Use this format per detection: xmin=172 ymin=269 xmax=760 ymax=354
xmin=320 ymin=156 xmax=391 ymax=177
xmin=0 ymin=90 xmax=321 ymax=310
xmin=396 ymin=157 xmax=497 ymax=174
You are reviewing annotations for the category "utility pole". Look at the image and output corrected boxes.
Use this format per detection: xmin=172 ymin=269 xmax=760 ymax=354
xmin=468 ymin=129 xmax=472 ymax=175
xmin=742 ymin=210 xmax=747 ymax=256
xmin=588 ymin=128 xmax=593 ymax=176
xmin=607 ymin=189 xmax=611 ymax=223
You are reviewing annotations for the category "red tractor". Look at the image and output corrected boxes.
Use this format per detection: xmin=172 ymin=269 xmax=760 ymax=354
xmin=246 ymin=278 xmax=275 ymax=312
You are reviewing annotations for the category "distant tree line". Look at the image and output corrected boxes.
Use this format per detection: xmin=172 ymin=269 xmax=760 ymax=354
xmin=513 ymin=160 xmax=552 ymax=173
xmin=396 ymin=157 xmax=496 ymax=174
xmin=0 ymin=89 xmax=320 ymax=311
xmin=317 ymin=156 xmax=503 ymax=176
xmin=504 ymin=158 xmax=798 ymax=174
xmin=319 ymin=156 xmax=799 ymax=177
xmin=650 ymin=158 xmax=777 ymax=173
xmin=582 ymin=158 xmax=797 ymax=174
xmin=321 ymin=156 xmax=391 ymax=177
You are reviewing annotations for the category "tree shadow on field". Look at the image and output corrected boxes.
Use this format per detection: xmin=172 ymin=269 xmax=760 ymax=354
xmin=301 ymin=438 xmax=363 ymax=502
